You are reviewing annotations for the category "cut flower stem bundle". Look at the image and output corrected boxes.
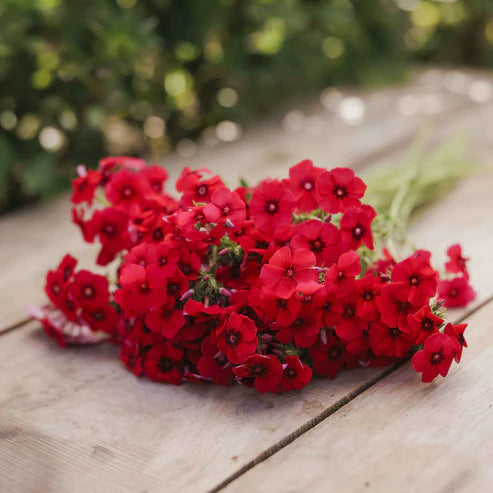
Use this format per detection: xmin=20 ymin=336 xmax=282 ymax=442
xmin=31 ymin=146 xmax=476 ymax=393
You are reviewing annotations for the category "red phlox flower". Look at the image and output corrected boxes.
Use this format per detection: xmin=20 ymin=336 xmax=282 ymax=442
xmin=445 ymin=244 xmax=469 ymax=276
xmin=251 ymin=287 xmax=300 ymax=328
xmin=335 ymin=288 xmax=364 ymax=342
xmin=104 ymin=168 xmax=152 ymax=209
xmin=178 ymin=249 xmax=201 ymax=280
xmin=276 ymin=305 xmax=319 ymax=348
xmin=313 ymin=284 xmax=343 ymax=328
xmin=315 ymin=167 xmax=366 ymax=213
xmin=355 ymin=274 xmax=382 ymax=322
xmin=142 ymin=165 xmax=169 ymax=194
xmin=249 ymin=180 xmax=296 ymax=236
xmin=309 ymin=333 xmax=347 ymax=378
xmin=178 ymin=168 xmax=224 ymax=207
xmin=143 ymin=342 xmax=184 ymax=385
xmin=197 ymin=335 xmax=234 ymax=385
xmin=378 ymin=283 xmax=422 ymax=331
xmin=145 ymin=299 xmax=186 ymax=339
xmin=70 ymin=270 xmax=110 ymax=309
xmin=203 ymin=186 xmax=246 ymax=227
xmin=279 ymin=356 xmax=313 ymax=391
xmin=340 ymin=204 xmax=376 ymax=251
xmin=71 ymin=168 xmax=102 ymax=205
xmin=216 ymin=313 xmax=258 ymax=364
xmin=291 ymin=219 xmax=341 ymax=266
xmin=324 ymin=249 xmax=361 ymax=290
xmin=259 ymin=246 xmax=317 ymax=299
xmin=45 ymin=254 xmax=78 ymax=308
xmin=407 ymin=305 xmax=444 ymax=345
xmin=284 ymin=159 xmax=324 ymax=212
xmin=369 ymin=322 xmax=415 ymax=358
xmin=438 ymin=276 xmax=476 ymax=308
xmin=391 ymin=254 xmax=438 ymax=304
xmin=412 ymin=332 xmax=461 ymax=382
xmin=99 ymin=156 xmax=146 ymax=175
xmin=119 ymin=333 xmax=144 ymax=376
xmin=444 ymin=322 xmax=468 ymax=362
xmin=233 ymin=354 xmax=283 ymax=393
xmin=81 ymin=303 xmax=119 ymax=334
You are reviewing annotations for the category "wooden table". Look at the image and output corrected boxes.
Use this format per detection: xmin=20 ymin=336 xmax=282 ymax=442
xmin=1 ymin=68 xmax=492 ymax=493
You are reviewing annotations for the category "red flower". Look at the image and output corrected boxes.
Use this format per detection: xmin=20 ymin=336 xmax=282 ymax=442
xmin=412 ymin=332 xmax=461 ymax=382
xmin=438 ymin=276 xmax=476 ymax=308
xmin=142 ymin=165 xmax=169 ymax=194
xmin=378 ymin=284 xmax=421 ymax=331
xmin=335 ymin=288 xmax=364 ymax=342
xmin=143 ymin=343 xmax=184 ymax=385
xmin=340 ymin=205 xmax=376 ymax=251
xmin=216 ymin=313 xmax=258 ymax=364
xmin=119 ymin=334 xmax=144 ymax=376
xmin=445 ymin=244 xmax=469 ymax=276
xmin=291 ymin=220 xmax=341 ymax=266
xmin=313 ymin=285 xmax=343 ymax=328
xmin=196 ymin=335 xmax=234 ymax=385
xmin=444 ymin=322 xmax=468 ymax=362
xmin=316 ymin=167 xmax=366 ymax=213
xmin=285 ymin=159 xmax=324 ymax=211
xmin=105 ymin=169 xmax=151 ymax=208
xmin=252 ymin=287 xmax=301 ymax=328
xmin=99 ymin=155 xmax=146 ymax=174
xmin=325 ymin=249 xmax=360 ymax=290
xmin=279 ymin=356 xmax=313 ymax=391
xmin=145 ymin=300 xmax=186 ymax=339
xmin=70 ymin=270 xmax=109 ymax=308
xmin=124 ymin=243 xmax=180 ymax=279
xmin=355 ymin=275 xmax=381 ymax=322
xmin=249 ymin=180 xmax=296 ymax=235
xmin=391 ymin=254 xmax=438 ymax=304
xmin=81 ymin=304 xmax=119 ymax=334
xmin=177 ymin=168 xmax=224 ymax=207
xmin=407 ymin=305 xmax=444 ymax=345
xmin=203 ymin=186 xmax=246 ymax=227
xmin=233 ymin=354 xmax=283 ymax=393
xmin=309 ymin=333 xmax=347 ymax=379
xmin=260 ymin=246 xmax=317 ymax=299
xmin=369 ymin=322 xmax=415 ymax=358
xmin=71 ymin=168 xmax=102 ymax=205
xmin=276 ymin=306 xmax=319 ymax=348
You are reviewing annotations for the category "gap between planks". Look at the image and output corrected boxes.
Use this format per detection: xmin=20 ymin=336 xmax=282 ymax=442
xmin=209 ymin=293 xmax=493 ymax=493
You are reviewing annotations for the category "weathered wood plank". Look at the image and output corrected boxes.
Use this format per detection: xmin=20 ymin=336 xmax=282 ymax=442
xmin=0 ymin=68 xmax=487 ymax=332
xmin=1 ymin=166 xmax=493 ymax=493
xmin=222 ymin=293 xmax=493 ymax=493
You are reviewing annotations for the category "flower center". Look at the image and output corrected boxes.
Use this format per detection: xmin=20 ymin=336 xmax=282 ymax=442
xmin=352 ymin=225 xmax=365 ymax=239
xmin=159 ymin=256 xmax=167 ymax=267
xmin=251 ymin=364 xmax=267 ymax=377
xmin=103 ymin=223 xmax=116 ymax=237
xmin=409 ymin=276 xmax=420 ymax=286
xmin=285 ymin=367 xmax=297 ymax=378
xmin=226 ymin=330 xmax=240 ymax=348
xmin=92 ymin=310 xmax=105 ymax=321
xmin=363 ymin=291 xmax=373 ymax=301
xmin=197 ymin=185 xmax=208 ymax=197
xmin=329 ymin=347 xmax=341 ymax=359
xmin=309 ymin=237 xmax=325 ymax=253
xmin=51 ymin=283 xmax=61 ymax=295
xmin=277 ymin=299 xmax=287 ymax=309
xmin=396 ymin=300 xmax=411 ymax=313
xmin=264 ymin=200 xmax=279 ymax=215
xmin=431 ymin=351 xmax=444 ymax=365
xmin=422 ymin=319 xmax=434 ymax=331
xmin=449 ymin=288 xmax=458 ymax=298
xmin=343 ymin=305 xmax=355 ymax=319
xmin=223 ymin=206 xmax=230 ymax=215
xmin=390 ymin=327 xmax=401 ymax=338
xmin=333 ymin=185 xmax=347 ymax=199
xmin=122 ymin=186 xmax=134 ymax=198
xmin=303 ymin=181 xmax=314 ymax=191
xmin=285 ymin=267 xmax=295 ymax=278
xmin=140 ymin=283 xmax=149 ymax=293
xmin=82 ymin=285 xmax=95 ymax=298
xmin=152 ymin=228 xmax=164 ymax=241
xmin=158 ymin=357 xmax=173 ymax=373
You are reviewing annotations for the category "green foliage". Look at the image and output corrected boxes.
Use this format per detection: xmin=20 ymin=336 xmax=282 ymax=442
xmin=1 ymin=0 xmax=492 ymax=212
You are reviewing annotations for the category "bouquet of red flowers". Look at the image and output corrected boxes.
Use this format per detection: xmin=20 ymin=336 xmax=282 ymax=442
xmin=31 ymin=157 xmax=476 ymax=392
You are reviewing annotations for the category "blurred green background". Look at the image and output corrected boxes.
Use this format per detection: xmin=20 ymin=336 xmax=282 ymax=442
xmin=1 ymin=0 xmax=493 ymax=213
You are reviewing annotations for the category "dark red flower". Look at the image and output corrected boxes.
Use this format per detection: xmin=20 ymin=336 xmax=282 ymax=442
xmin=105 ymin=169 xmax=151 ymax=208
xmin=407 ymin=305 xmax=444 ymax=345
xmin=313 ymin=285 xmax=343 ymax=328
xmin=145 ymin=300 xmax=186 ymax=338
xmin=335 ymin=288 xmax=364 ymax=342
xmin=316 ymin=167 xmax=366 ymax=213
xmin=279 ymin=356 xmax=313 ymax=391
xmin=216 ymin=313 xmax=258 ymax=364
xmin=71 ymin=168 xmax=102 ymax=205
xmin=196 ymin=335 xmax=234 ymax=385
xmin=70 ymin=270 xmax=109 ymax=309
xmin=124 ymin=243 xmax=180 ymax=279
xmin=276 ymin=306 xmax=319 ymax=348
xmin=249 ymin=180 xmax=296 ymax=235
xmin=203 ymin=186 xmax=246 ymax=227
xmin=143 ymin=343 xmax=184 ymax=385
xmin=309 ymin=333 xmax=347 ymax=379
xmin=285 ymin=159 xmax=324 ymax=211
xmin=252 ymin=287 xmax=300 ymax=328
xmin=412 ymin=332 xmax=461 ymax=382
xmin=81 ymin=304 xmax=119 ymax=334
xmin=369 ymin=322 xmax=415 ymax=358
xmin=260 ymin=246 xmax=317 ymax=299
xmin=445 ymin=244 xmax=469 ymax=276
xmin=291 ymin=219 xmax=341 ymax=266
xmin=444 ymin=322 xmax=468 ymax=362
xmin=392 ymin=254 xmax=438 ymax=304
xmin=438 ymin=276 xmax=476 ymax=308
xmin=340 ymin=205 xmax=376 ymax=251
xmin=233 ymin=354 xmax=283 ymax=393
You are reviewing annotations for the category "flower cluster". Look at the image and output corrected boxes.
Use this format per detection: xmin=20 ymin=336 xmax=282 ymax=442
xmin=33 ymin=157 xmax=475 ymax=392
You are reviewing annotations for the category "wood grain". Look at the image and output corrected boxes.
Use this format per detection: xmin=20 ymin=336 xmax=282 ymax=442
xmin=0 ymin=68 xmax=488 ymax=333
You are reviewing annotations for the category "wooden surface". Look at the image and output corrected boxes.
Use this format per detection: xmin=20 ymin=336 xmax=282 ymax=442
xmin=0 ymin=68 xmax=492 ymax=493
